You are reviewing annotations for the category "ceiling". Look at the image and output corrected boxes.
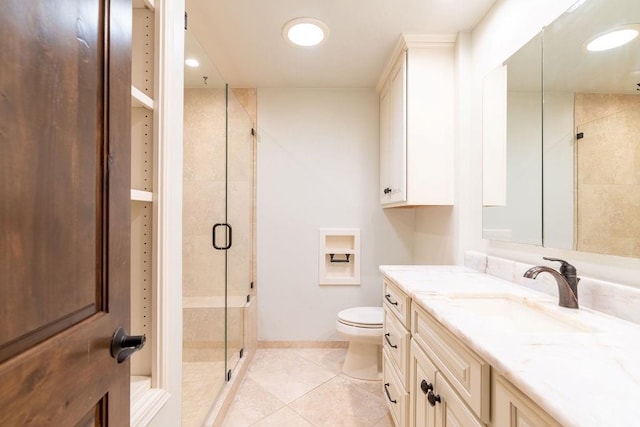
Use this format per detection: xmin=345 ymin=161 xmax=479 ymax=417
xmin=185 ymin=0 xmax=497 ymax=88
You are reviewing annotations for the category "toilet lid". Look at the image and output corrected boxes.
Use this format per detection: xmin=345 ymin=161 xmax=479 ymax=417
xmin=337 ymin=307 xmax=383 ymax=328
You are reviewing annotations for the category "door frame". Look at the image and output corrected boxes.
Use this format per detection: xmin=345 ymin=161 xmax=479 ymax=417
xmin=133 ymin=0 xmax=185 ymax=425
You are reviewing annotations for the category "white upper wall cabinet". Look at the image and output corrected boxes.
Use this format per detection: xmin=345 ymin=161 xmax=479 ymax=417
xmin=377 ymin=35 xmax=455 ymax=208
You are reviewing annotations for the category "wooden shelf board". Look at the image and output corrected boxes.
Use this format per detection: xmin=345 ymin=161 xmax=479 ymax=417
xmin=131 ymin=189 xmax=153 ymax=202
xmin=131 ymin=86 xmax=154 ymax=110
xmin=133 ymin=0 xmax=154 ymax=10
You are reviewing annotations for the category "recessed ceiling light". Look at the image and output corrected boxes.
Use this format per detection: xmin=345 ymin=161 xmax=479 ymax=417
xmin=185 ymin=58 xmax=200 ymax=67
xmin=282 ymin=18 xmax=329 ymax=47
xmin=586 ymin=26 xmax=640 ymax=52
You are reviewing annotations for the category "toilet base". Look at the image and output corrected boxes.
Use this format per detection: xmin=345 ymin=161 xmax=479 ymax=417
xmin=341 ymin=341 xmax=382 ymax=381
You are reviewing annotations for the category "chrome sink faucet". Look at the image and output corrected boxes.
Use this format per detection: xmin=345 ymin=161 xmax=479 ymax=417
xmin=523 ymin=257 xmax=580 ymax=309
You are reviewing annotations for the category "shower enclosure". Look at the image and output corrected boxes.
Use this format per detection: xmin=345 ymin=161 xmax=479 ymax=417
xmin=182 ymin=31 xmax=256 ymax=426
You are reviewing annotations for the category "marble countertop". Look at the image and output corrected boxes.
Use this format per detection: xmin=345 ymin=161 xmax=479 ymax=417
xmin=380 ymin=265 xmax=640 ymax=427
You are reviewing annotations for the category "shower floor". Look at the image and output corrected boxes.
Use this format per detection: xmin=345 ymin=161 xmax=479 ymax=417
xmin=182 ymin=361 xmax=226 ymax=427
xmin=182 ymin=349 xmax=243 ymax=427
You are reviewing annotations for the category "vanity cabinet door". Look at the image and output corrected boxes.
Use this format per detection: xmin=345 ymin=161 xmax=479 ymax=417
xmin=410 ymin=340 xmax=483 ymax=427
xmin=412 ymin=302 xmax=490 ymax=423
xmin=410 ymin=340 xmax=437 ymax=427
xmin=492 ymin=374 xmax=561 ymax=427
xmin=434 ymin=372 xmax=484 ymax=427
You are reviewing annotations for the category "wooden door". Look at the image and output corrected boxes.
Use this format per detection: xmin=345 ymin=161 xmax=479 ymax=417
xmin=0 ymin=0 xmax=132 ymax=425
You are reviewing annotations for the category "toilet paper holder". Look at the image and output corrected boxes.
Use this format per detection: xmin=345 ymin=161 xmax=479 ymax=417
xmin=329 ymin=253 xmax=351 ymax=263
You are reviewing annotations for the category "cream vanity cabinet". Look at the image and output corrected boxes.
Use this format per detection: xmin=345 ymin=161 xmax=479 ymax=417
xmin=382 ymin=278 xmax=411 ymax=426
xmin=377 ymin=35 xmax=455 ymax=208
xmin=382 ymin=276 xmax=561 ymax=427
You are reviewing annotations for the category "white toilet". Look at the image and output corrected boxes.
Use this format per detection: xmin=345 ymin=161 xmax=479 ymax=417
xmin=336 ymin=306 xmax=383 ymax=380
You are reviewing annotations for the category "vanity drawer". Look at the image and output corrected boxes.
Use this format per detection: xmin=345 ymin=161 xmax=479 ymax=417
xmin=383 ymin=278 xmax=411 ymax=329
xmin=492 ymin=374 xmax=561 ymax=427
xmin=383 ymin=351 xmax=408 ymax=427
xmin=384 ymin=307 xmax=410 ymax=389
xmin=411 ymin=302 xmax=490 ymax=424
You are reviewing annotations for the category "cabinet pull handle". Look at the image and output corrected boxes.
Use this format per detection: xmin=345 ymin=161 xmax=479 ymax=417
xmin=384 ymin=333 xmax=398 ymax=349
xmin=427 ymin=391 xmax=441 ymax=407
xmin=384 ymin=383 xmax=397 ymax=404
xmin=384 ymin=294 xmax=398 ymax=306
xmin=420 ymin=379 xmax=433 ymax=394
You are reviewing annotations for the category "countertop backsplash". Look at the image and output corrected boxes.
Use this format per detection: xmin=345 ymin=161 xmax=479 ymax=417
xmin=464 ymin=251 xmax=640 ymax=325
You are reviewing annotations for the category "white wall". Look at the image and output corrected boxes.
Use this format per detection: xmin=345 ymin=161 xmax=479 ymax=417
xmin=468 ymin=0 xmax=640 ymax=286
xmin=257 ymin=88 xmax=414 ymax=341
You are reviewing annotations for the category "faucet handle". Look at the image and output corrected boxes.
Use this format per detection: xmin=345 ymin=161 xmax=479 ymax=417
xmin=542 ymin=257 xmax=577 ymax=277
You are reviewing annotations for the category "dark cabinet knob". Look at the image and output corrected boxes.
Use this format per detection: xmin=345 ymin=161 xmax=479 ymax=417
xmin=383 ymin=187 xmax=392 ymax=194
xmin=420 ymin=379 xmax=433 ymax=394
xmin=427 ymin=391 xmax=441 ymax=407
xmin=111 ymin=327 xmax=146 ymax=364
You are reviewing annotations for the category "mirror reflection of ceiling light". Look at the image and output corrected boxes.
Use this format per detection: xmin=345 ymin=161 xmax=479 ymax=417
xmin=185 ymin=58 xmax=200 ymax=67
xmin=282 ymin=18 xmax=329 ymax=47
xmin=586 ymin=27 xmax=639 ymax=52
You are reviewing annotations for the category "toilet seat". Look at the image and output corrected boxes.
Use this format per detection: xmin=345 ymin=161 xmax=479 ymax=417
xmin=337 ymin=307 xmax=383 ymax=329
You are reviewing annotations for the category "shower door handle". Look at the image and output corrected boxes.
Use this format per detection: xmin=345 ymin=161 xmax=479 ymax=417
xmin=212 ymin=223 xmax=232 ymax=250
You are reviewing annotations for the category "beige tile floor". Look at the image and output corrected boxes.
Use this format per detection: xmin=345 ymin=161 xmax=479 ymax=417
xmin=222 ymin=348 xmax=393 ymax=427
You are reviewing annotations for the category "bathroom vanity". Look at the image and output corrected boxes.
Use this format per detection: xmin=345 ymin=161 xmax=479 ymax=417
xmin=381 ymin=265 xmax=640 ymax=426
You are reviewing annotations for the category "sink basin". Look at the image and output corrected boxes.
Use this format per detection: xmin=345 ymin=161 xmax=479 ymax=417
xmin=447 ymin=296 xmax=592 ymax=334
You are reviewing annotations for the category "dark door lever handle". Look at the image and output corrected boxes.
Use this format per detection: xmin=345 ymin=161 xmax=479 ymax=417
xmin=111 ymin=327 xmax=146 ymax=364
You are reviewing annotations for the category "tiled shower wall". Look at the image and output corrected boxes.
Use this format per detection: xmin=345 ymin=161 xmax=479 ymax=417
xmin=574 ymin=93 xmax=640 ymax=258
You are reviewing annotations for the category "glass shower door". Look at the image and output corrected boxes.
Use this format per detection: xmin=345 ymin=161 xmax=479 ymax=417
xmin=224 ymin=88 xmax=254 ymax=376
xmin=182 ymin=31 xmax=229 ymax=426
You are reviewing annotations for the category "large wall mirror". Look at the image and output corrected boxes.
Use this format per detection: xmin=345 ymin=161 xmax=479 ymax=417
xmin=543 ymin=0 xmax=640 ymax=258
xmin=483 ymin=0 xmax=640 ymax=258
